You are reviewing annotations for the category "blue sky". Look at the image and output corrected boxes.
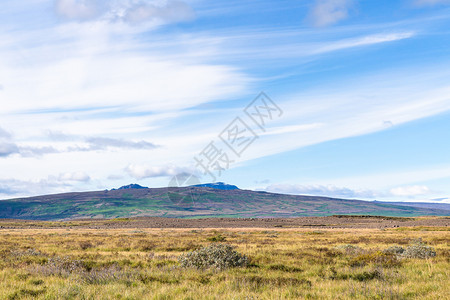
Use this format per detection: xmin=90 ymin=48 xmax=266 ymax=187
xmin=0 ymin=0 xmax=449 ymax=203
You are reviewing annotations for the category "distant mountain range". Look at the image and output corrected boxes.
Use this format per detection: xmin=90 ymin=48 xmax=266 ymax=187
xmin=0 ymin=183 xmax=449 ymax=220
xmin=114 ymin=182 xmax=239 ymax=191
xmin=116 ymin=184 xmax=148 ymax=190
xmin=192 ymin=182 xmax=239 ymax=190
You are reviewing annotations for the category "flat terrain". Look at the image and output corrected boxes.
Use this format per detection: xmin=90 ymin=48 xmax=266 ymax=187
xmin=0 ymin=216 xmax=449 ymax=299
xmin=0 ymin=215 xmax=449 ymax=229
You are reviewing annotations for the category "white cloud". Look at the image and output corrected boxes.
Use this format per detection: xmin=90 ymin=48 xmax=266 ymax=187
xmin=430 ymin=197 xmax=450 ymax=204
xmin=58 ymin=171 xmax=91 ymax=182
xmin=18 ymin=145 xmax=58 ymax=157
xmin=0 ymin=142 xmax=19 ymax=157
xmin=0 ymin=176 xmax=88 ymax=199
xmin=123 ymin=1 xmax=195 ymax=24
xmin=125 ymin=164 xmax=194 ymax=179
xmin=309 ymin=0 xmax=355 ymax=27
xmin=265 ymin=183 xmax=377 ymax=199
xmin=1 ymin=0 xmax=450 ymax=200
xmin=55 ymin=0 xmax=102 ymax=20
xmin=0 ymin=127 xmax=17 ymax=157
xmin=54 ymin=0 xmax=195 ymax=24
xmin=0 ymin=127 xmax=11 ymax=139
xmin=321 ymin=164 xmax=450 ymax=193
xmin=1 ymin=129 xmax=158 ymax=158
xmin=390 ymin=185 xmax=431 ymax=196
xmin=1 ymin=43 xmax=248 ymax=114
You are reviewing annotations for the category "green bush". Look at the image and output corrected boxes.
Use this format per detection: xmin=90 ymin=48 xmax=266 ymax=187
xmin=178 ymin=244 xmax=248 ymax=270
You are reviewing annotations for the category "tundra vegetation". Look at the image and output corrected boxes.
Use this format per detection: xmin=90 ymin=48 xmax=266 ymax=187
xmin=0 ymin=222 xmax=448 ymax=299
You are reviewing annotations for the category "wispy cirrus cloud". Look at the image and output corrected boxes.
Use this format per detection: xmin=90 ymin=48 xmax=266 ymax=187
xmin=82 ymin=137 xmax=158 ymax=151
xmin=314 ymin=32 xmax=416 ymax=54
xmin=0 ymin=129 xmax=159 ymax=158
xmin=54 ymin=134 xmax=159 ymax=152
xmin=2 ymin=0 xmax=450 ymax=201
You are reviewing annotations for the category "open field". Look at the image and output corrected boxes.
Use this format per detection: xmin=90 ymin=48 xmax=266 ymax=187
xmin=0 ymin=217 xmax=449 ymax=299
xmin=1 ymin=216 xmax=449 ymax=229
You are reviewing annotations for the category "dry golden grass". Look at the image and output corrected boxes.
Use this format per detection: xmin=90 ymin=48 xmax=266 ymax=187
xmin=0 ymin=225 xmax=449 ymax=299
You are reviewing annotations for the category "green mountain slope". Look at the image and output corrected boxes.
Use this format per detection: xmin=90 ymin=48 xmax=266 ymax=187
xmin=0 ymin=186 xmax=448 ymax=220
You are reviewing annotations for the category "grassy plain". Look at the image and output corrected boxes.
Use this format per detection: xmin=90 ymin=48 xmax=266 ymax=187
xmin=0 ymin=220 xmax=449 ymax=299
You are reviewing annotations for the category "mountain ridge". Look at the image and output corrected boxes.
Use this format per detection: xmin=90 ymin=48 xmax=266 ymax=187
xmin=192 ymin=182 xmax=239 ymax=190
xmin=1 ymin=185 xmax=449 ymax=220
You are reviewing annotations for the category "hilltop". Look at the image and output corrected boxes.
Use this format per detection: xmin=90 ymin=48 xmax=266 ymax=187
xmin=0 ymin=184 xmax=449 ymax=220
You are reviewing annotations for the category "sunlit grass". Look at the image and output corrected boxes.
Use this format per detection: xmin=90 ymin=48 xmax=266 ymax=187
xmin=0 ymin=226 xmax=448 ymax=299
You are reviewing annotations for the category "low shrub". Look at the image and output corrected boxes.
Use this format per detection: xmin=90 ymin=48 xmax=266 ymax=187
xmin=207 ymin=234 xmax=227 ymax=242
xmin=29 ymin=279 xmax=45 ymax=286
xmin=8 ymin=287 xmax=47 ymax=300
xmin=10 ymin=249 xmax=42 ymax=257
xmin=351 ymin=269 xmax=383 ymax=282
xmin=402 ymin=241 xmax=436 ymax=259
xmin=137 ymin=240 xmax=156 ymax=251
xmin=80 ymin=266 xmax=127 ymax=285
xmin=235 ymin=275 xmax=312 ymax=288
xmin=178 ymin=244 xmax=248 ymax=270
xmin=335 ymin=244 xmax=364 ymax=255
xmin=31 ymin=256 xmax=83 ymax=277
xmin=349 ymin=251 xmax=401 ymax=268
xmin=329 ymin=267 xmax=383 ymax=282
xmin=267 ymin=264 xmax=302 ymax=273
xmin=79 ymin=241 xmax=94 ymax=250
xmin=383 ymin=246 xmax=405 ymax=255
